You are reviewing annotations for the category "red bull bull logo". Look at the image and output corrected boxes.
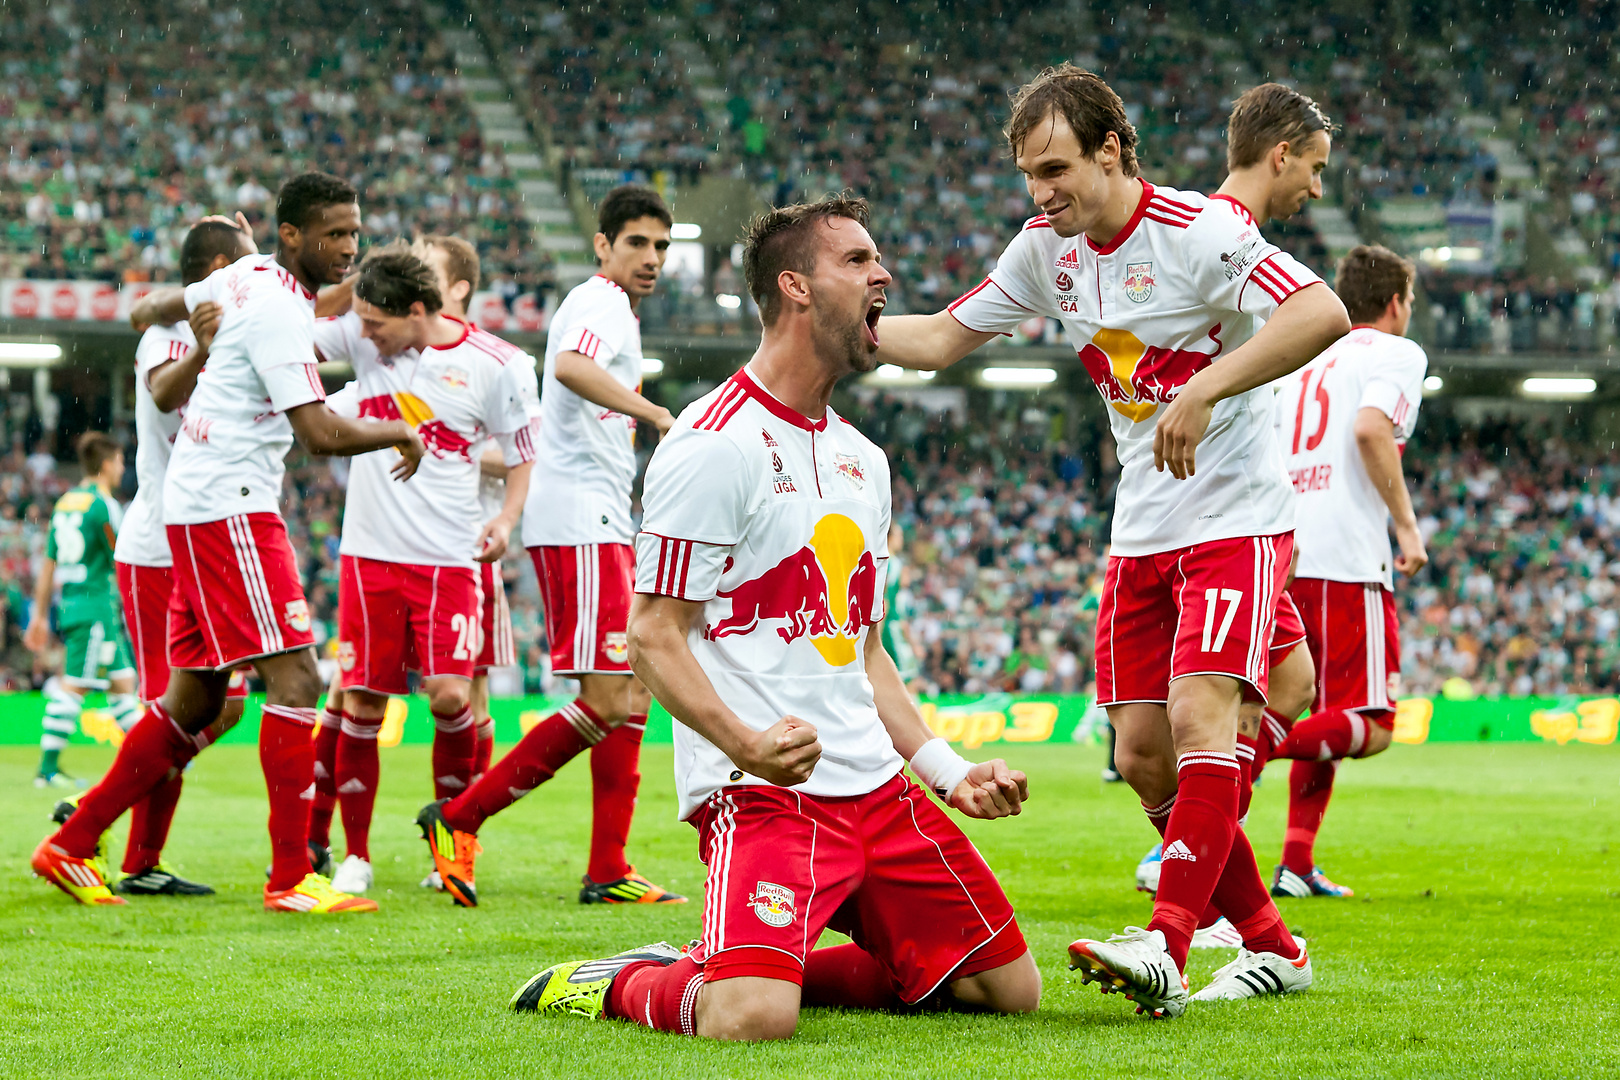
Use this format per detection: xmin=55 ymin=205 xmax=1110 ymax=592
xmin=708 ymin=513 xmax=877 ymax=667
xmin=747 ymin=881 xmax=796 ymax=927
xmin=1077 ymin=326 xmax=1223 ymax=423
xmin=359 ymin=392 xmax=474 ymax=461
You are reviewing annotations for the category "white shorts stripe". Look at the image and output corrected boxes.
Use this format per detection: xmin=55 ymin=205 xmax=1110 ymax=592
xmin=226 ymin=515 xmax=282 ymax=654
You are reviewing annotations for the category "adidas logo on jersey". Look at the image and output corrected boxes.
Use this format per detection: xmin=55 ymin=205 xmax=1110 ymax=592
xmin=1055 ymin=247 xmax=1081 ymax=269
xmin=1163 ymin=839 xmax=1197 ymax=862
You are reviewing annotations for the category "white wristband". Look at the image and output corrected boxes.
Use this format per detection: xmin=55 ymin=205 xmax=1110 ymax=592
xmin=909 ymin=737 xmax=973 ymax=799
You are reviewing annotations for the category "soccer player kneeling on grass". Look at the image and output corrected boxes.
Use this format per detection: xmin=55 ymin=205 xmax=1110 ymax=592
xmin=509 ymin=197 xmax=1041 ymax=1039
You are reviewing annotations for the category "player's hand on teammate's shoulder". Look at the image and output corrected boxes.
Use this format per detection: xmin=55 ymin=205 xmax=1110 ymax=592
xmin=1153 ymin=381 xmax=1215 ymax=480
xmin=391 ymin=426 xmax=426 ymax=481
xmin=189 ymin=301 xmax=223 ymax=353
xmin=1393 ymin=521 xmax=1428 ymax=576
xmin=197 ymin=211 xmax=257 ymax=252
xmin=949 ymin=759 xmax=1029 ymax=820
xmin=739 ymin=715 xmax=821 ymax=787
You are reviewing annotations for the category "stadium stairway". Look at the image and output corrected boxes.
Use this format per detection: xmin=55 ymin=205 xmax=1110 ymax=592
xmin=423 ymin=2 xmax=596 ymax=290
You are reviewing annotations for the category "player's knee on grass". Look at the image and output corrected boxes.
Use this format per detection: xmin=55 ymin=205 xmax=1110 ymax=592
xmin=695 ymin=977 xmax=800 ymax=1042
xmin=949 ymin=950 xmax=1041 ymax=1014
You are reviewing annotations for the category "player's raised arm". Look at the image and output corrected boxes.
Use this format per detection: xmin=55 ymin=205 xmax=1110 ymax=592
xmin=1153 ymin=283 xmax=1349 ymax=479
xmin=873 ymin=311 xmax=998 ymax=371
xmin=627 ymin=593 xmax=821 ymax=786
xmin=129 ymin=286 xmax=188 ymax=330
xmin=863 ymin=627 xmax=1027 ymax=818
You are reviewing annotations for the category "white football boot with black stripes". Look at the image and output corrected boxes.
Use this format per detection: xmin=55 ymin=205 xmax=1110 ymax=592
xmin=1068 ymin=927 xmax=1189 ymax=1018
xmin=1190 ymin=944 xmax=1313 ymax=1002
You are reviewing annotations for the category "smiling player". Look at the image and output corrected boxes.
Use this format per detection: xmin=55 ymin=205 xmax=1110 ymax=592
xmin=875 ymin=66 xmax=1351 ymax=1015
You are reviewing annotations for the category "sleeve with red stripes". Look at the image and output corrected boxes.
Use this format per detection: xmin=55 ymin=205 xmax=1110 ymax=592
xmin=1188 ymin=202 xmax=1322 ymax=318
xmin=946 ymin=225 xmax=1054 ymax=333
xmin=634 ymin=425 xmax=753 ymax=601
xmin=1358 ymin=336 xmax=1429 ymax=439
xmin=488 ymin=355 xmax=539 ymax=466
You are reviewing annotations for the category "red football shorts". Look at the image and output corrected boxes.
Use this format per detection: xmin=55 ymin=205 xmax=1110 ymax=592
xmin=1095 ymin=532 xmax=1294 ymax=706
xmin=1270 ymin=590 xmax=1308 ymax=660
xmin=687 ymin=774 xmax=1027 ymax=1002
xmin=336 ymin=555 xmax=478 ymax=696
xmin=530 ymin=543 xmax=633 ymax=676
xmin=1288 ymin=576 xmax=1401 ymax=728
xmin=166 ymin=514 xmax=316 ymax=671
xmin=474 ymin=559 xmax=515 ymax=672
xmin=119 ymin=562 xmax=248 ymax=702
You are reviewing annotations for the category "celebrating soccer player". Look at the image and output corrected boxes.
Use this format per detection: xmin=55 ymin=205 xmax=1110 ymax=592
xmin=875 ymin=66 xmax=1351 ymax=1015
xmin=1268 ymin=245 xmax=1428 ymax=898
xmin=306 ymin=245 xmax=534 ymax=896
xmin=33 ymin=172 xmax=425 ymax=912
xmin=416 ymin=186 xmax=683 ymax=908
xmin=507 ymin=196 xmax=1040 ymax=1039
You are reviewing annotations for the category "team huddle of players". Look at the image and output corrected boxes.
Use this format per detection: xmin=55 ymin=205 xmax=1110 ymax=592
xmin=28 ymin=66 xmax=1426 ymax=1036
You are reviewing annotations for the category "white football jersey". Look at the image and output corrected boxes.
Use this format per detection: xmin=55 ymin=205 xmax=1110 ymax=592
xmin=166 ymin=254 xmax=326 ymax=525
xmin=523 ymin=275 xmax=643 ymax=547
xmin=951 ymin=184 xmax=1323 ymax=556
xmin=316 ymin=313 xmax=534 ymax=567
xmin=635 ymin=367 xmax=901 ymax=820
xmin=1288 ymin=327 xmax=1427 ymax=589
xmin=115 ymin=322 xmax=194 ymax=567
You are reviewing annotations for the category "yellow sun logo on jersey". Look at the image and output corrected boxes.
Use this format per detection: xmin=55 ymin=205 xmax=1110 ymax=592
xmin=1077 ymin=327 xmax=1223 ymax=423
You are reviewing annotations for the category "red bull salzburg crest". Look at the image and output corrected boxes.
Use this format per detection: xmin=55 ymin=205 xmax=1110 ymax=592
xmin=1124 ymin=262 xmax=1156 ymax=303
xmin=748 ymin=881 xmax=796 ymax=927
xmin=834 ymin=453 xmax=865 ymax=489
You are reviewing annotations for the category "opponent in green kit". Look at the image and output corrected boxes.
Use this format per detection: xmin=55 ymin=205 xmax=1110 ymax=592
xmin=881 ymin=522 xmax=923 ymax=687
xmin=24 ymin=433 xmax=140 ymax=787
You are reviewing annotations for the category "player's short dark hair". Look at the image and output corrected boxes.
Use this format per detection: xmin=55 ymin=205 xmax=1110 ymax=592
xmin=1226 ymin=83 xmax=1338 ymax=171
xmin=597 ymin=185 xmax=672 ymax=246
xmin=75 ymin=431 xmax=121 ymax=476
xmin=742 ymin=194 xmax=871 ymax=328
xmin=1335 ymin=244 xmax=1414 ymax=323
xmin=416 ymin=234 xmax=480 ymax=294
xmin=1005 ymin=64 xmax=1139 ymax=177
xmin=353 ymin=247 xmax=443 ymax=317
xmin=179 ymin=221 xmax=251 ymax=285
xmin=275 ymin=171 xmax=358 ymax=231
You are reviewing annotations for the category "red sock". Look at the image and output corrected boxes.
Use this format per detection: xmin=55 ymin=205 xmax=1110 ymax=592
xmin=309 ymin=707 xmax=341 ymax=848
xmin=442 ymin=699 xmax=610 ymax=834
xmin=432 ymin=705 xmax=478 ymax=800
xmin=802 ymin=942 xmax=905 ymax=1010
xmin=605 ymin=956 xmax=705 ymax=1033
xmin=1258 ymin=708 xmax=1292 ymax=771
xmin=261 ymin=704 xmax=318 ymax=892
xmin=474 ymin=717 xmax=494 ymax=780
xmin=57 ymin=703 xmax=201 ymax=858
xmin=1145 ymin=795 xmax=1225 ymax=934
xmin=1209 ymin=828 xmax=1299 ymax=958
xmin=587 ymin=714 xmax=644 ymax=883
xmin=1148 ymin=753 xmax=1240 ymax=970
xmin=335 ymin=712 xmax=382 ymax=862
xmin=1236 ymin=731 xmax=1259 ymax=821
xmin=1282 ymin=759 xmax=1338 ymax=875
xmin=122 ymin=772 xmax=184 ymax=874
xmin=1274 ymin=708 xmax=1367 ymax=761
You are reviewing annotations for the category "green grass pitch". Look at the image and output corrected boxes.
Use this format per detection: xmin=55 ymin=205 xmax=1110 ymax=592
xmin=3 ymin=740 xmax=1616 ymax=1078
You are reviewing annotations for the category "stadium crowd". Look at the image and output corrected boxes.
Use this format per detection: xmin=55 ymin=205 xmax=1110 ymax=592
xmin=0 ymin=0 xmax=543 ymax=290
xmin=6 ymin=395 xmax=1620 ymax=704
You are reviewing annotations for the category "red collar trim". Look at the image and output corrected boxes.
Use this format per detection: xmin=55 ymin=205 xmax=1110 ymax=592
xmin=593 ymin=273 xmax=627 ymax=295
xmin=1211 ymin=193 xmax=1257 ymax=224
xmin=427 ymin=316 xmax=472 ymax=351
xmin=734 ymin=367 xmax=828 ymax=432
xmin=1087 ymin=179 xmax=1153 ymax=256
